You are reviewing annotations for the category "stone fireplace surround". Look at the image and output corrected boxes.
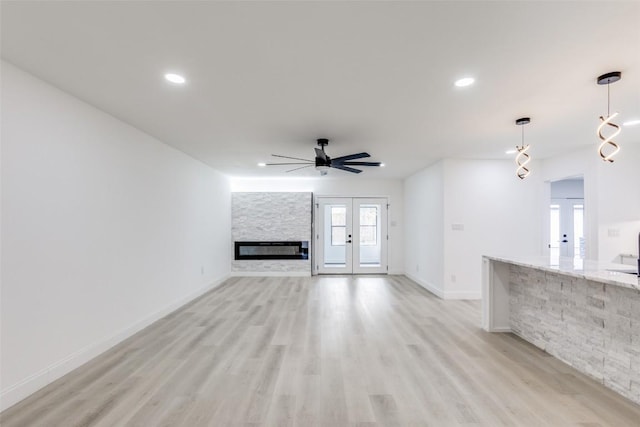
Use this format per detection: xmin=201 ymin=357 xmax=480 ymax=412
xmin=231 ymin=192 xmax=312 ymax=275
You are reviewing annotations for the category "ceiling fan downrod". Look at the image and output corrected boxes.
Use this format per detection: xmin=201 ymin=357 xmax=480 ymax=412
xmin=317 ymin=138 xmax=329 ymax=150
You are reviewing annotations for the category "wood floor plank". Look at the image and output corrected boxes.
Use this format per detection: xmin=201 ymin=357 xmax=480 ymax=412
xmin=2 ymin=275 xmax=640 ymax=426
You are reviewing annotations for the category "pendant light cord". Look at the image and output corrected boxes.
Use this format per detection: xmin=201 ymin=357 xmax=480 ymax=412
xmin=607 ymin=82 xmax=611 ymax=117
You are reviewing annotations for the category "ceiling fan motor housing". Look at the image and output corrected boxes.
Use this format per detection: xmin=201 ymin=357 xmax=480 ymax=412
xmin=315 ymin=138 xmax=330 ymax=167
xmin=315 ymin=156 xmax=331 ymax=167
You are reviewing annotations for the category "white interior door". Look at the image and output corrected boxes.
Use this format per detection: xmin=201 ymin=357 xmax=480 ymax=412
xmin=316 ymin=197 xmax=388 ymax=274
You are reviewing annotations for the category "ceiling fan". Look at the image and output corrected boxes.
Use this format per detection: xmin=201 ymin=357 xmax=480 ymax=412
xmin=265 ymin=138 xmax=382 ymax=175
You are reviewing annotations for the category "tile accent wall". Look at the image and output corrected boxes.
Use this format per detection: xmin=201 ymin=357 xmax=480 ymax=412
xmin=232 ymin=192 xmax=312 ymax=273
xmin=509 ymin=265 xmax=640 ymax=405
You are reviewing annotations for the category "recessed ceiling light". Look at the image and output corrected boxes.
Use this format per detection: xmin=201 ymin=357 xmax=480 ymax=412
xmin=257 ymin=162 xmax=266 ymax=167
xmin=164 ymin=73 xmax=186 ymax=84
xmin=505 ymin=149 xmax=517 ymax=155
xmin=380 ymin=163 xmax=386 ymax=167
xmin=454 ymin=77 xmax=475 ymax=87
xmin=623 ymin=118 xmax=640 ymax=127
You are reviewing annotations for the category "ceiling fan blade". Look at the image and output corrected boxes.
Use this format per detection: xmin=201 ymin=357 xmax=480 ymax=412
xmin=272 ymin=154 xmax=313 ymax=162
xmin=265 ymin=162 xmax=313 ymax=165
xmin=285 ymin=165 xmax=313 ymax=173
xmin=314 ymin=147 xmax=327 ymax=161
xmin=341 ymin=161 xmax=382 ymax=166
xmin=331 ymin=152 xmax=370 ymax=162
xmin=331 ymin=164 xmax=362 ymax=174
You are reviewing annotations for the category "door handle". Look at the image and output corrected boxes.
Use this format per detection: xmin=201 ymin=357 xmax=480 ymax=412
xmin=347 ymin=240 xmax=352 ymax=243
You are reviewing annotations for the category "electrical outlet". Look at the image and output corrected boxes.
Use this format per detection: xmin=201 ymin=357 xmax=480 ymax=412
xmin=608 ymin=228 xmax=620 ymax=237
xmin=416 ymin=264 xmax=419 ymax=272
xmin=451 ymin=223 xmax=464 ymax=231
xmin=201 ymin=266 xmax=204 ymax=275
xmin=451 ymin=274 xmax=457 ymax=283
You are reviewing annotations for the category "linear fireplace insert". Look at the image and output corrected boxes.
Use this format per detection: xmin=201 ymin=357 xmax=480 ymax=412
xmin=234 ymin=241 xmax=309 ymax=260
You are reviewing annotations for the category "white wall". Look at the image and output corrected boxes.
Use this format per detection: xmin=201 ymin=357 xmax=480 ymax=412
xmin=230 ymin=177 xmax=404 ymax=274
xmin=442 ymin=159 xmax=542 ymax=299
xmin=540 ymin=144 xmax=640 ymax=262
xmin=550 ymin=178 xmax=584 ymax=199
xmin=403 ymin=159 xmax=542 ymax=299
xmin=1 ymin=62 xmax=231 ymax=411
xmin=594 ymin=141 xmax=640 ymax=262
xmin=403 ymin=162 xmax=444 ymax=297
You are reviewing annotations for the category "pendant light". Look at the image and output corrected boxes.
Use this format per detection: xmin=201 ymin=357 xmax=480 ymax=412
xmin=596 ymin=71 xmax=622 ymax=162
xmin=515 ymin=117 xmax=531 ymax=180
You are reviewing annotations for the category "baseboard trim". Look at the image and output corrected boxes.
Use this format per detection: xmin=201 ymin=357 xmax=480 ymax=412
xmin=0 ymin=274 xmax=230 ymax=413
xmin=230 ymin=271 xmax=311 ymax=277
xmin=405 ymin=273 xmax=445 ymax=299
xmin=403 ymin=274 xmax=481 ymax=300
xmin=489 ymin=327 xmax=513 ymax=333
xmin=443 ymin=290 xmax=482 ymax=300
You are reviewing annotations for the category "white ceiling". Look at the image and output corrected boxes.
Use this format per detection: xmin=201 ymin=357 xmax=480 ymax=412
xmin=2 ymin=1 xmax=639 ymax=179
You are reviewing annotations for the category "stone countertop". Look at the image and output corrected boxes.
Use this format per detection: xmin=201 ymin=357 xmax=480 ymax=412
xmin=483 ymin=255 xmax=640 ymax=291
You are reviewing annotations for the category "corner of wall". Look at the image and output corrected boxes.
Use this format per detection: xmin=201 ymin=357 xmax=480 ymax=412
xmin=405 ymin=272 xmax=445 ymax=299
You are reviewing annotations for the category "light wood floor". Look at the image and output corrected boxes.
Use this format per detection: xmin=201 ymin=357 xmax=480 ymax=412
xmin=3 ymin=275 xmax=640 ymax=426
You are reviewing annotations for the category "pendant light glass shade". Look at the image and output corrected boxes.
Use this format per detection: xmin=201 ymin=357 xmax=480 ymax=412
xmin=515 ymin=117 xmax=531 ymax=180
xmin=516 ymin=145 xmax=531 ymax=179
xmin=596 ymin=71 xmax=622 ymax=162
xmin=597 ymin=112 xmax=621 ymax=162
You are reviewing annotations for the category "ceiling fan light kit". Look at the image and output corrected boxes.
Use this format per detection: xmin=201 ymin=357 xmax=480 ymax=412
xmin=596 ymin=71 xmax=622 ymax=163
xmin=266 ymin=138 xmax=382 ymax=175
xmin=515 ymin=117 xmax=532 ymax=180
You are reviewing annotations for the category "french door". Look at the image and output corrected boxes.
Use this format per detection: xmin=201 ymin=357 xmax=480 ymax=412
xmin=315 ymin=197 xmax=388 ymax=274
xmin=549 ymin=198 xmax=584 ymax=258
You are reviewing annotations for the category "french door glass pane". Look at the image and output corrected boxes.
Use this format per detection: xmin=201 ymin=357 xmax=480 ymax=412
xmin=332 ymin=207 xmax=346 ymax=225
xmin=360 ymin=226 xmax=376 ymax=245
xmin=332 ymin=227 xmax=346 ymax=246
xmin=359 ymin=206 xmax=377 ymax=246
xmin=324 ymin=205 xmax=346 ymax=267
xmin=359 ymin=204 xmax=381 ymax=266
xmin=331 ymin=206 xmax=347 ymax=245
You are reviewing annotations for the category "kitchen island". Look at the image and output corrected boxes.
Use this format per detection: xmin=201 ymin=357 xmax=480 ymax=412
xmin=482 ymin=255 xmax=640 ymax=405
